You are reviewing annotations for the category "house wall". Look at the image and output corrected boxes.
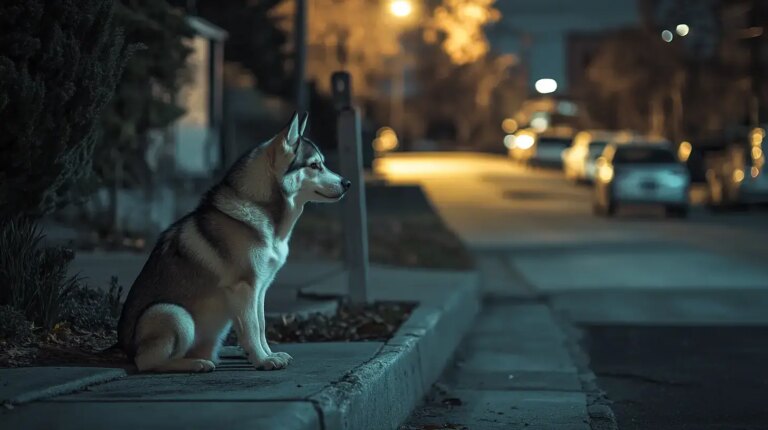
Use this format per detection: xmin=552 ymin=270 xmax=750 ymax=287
xmin=175 ymin=34 xmax=220 ymax=176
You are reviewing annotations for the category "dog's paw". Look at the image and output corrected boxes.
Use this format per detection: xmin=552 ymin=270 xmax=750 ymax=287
xmin=270 ymin=351 xmax=293 ymax=362
xmin=192 ymin=359 xmax=216 ymax=373
xmin=252 ymin=353 xmax=291 ymax=371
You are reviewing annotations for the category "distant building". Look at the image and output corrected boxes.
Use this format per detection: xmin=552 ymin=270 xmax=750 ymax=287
xmin=171 ymin=16 xmax=228 ymax=177
xmin=100 ymin=16 xmax=229 ymax=235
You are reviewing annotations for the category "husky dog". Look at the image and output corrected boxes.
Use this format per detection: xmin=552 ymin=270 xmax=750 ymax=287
xmin=117 ymin=113 xmax=350 ymax=372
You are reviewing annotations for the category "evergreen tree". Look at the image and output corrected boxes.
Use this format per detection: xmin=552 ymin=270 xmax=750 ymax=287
xmin=95 ymin=0 xmax=193 ymax=189
xmin=0 ymin=0 xmax=129 ymax=218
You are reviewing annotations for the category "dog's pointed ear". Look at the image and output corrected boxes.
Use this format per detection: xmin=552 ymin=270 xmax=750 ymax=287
xmin=299 ymin=112 xmax=309 ymax=136
xmin=281 ymin=112 xmax=301 ymax=152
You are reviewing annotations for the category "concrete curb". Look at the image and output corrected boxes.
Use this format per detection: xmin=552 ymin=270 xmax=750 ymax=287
xmin=1 ymin=367 xmax=127 ymax=406
xmin=551 ymin=308 xmax=619 ymax=430
xmin=308 ymin=273 xmax=481 ymax=430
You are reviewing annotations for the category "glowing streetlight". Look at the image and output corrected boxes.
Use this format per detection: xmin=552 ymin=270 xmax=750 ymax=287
xmin=389 ymin=0 xmax=413 ymax=18
xmin=676 ymin=24 xmax=690 ymax=37
xmin=661 ymin=30 xmax=674 ymax=43
xmin=535 ymin=78 xmax=558 ymax=94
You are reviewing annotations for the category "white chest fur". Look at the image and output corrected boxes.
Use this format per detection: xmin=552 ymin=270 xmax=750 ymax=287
xmin=270 ymin=239 xmax=289 ymax=272
xmin=250 ymin=237 xmax=289 ymax=287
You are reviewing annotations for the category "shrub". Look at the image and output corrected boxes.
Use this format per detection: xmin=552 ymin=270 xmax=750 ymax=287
xmin=63 ymin=277 xmax=124 ymax=332
xmin=0 ymin=305 xmax=33 ymax=342
xmin=0 ymin=217 xmax=80 ymax=330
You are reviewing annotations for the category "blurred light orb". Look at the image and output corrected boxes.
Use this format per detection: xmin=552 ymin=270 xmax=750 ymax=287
xmin=503 ymin=134 xmax=516 ymax=149
xmin=557 ymin=101 xmax=578 ymax=116
xmin=389 ymin=0 xmax=413 ymax=17
xmin=733 ymin=169 xmax=745 ymax=183
xmin=751 ymin=127 xmax=766 ymax=146
xmin=661 ymin=30 xmax=674 ymax=43
xmin=752 ymin=166 xmax=760 ymax=178
xmin=515 ymin=134 xmax=535 ymax=150
xmin=598 ymin=165 xmax=614 ymax=183
xmin=535 ymin=78 xmax=558 ymax=94
xmin=678 ymin=141 xmax=692 ymax=162
xmin=502 ymin=118 xmax=518 ymax=134
xmin=530 ymin=117 xmax=549 ymax=132
xmin=676 ymin=24 xmax=690 ymax=37
xmin=374 ymin=127 xmax=399 ymax=152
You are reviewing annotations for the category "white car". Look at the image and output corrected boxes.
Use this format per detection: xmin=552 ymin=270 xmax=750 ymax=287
xmin=530 ymin=135 xmax=573 ymax=167
xmin=593 ymin=143 xmax=690 ymax=217
xmin=563 ymin=131 xmax=631 ymax=182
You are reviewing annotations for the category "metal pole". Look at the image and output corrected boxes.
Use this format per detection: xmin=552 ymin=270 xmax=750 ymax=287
xmin=749 ymin=0 xmax=764 ymax=126
xmin=295 ymin=0 xmax=308 ymax=111
xmin=390 ymin=52 xmax=404 ymax=134
xmin=332 ymin=72 xmax=370 ymax=304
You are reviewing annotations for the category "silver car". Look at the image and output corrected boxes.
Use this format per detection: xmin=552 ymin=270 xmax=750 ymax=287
xmin=593 ymin=143 xmax=690 ymax=217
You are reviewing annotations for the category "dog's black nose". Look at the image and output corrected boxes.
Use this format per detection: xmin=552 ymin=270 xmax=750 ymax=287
xmin=341 ymin=179 xmax=351 ymax=190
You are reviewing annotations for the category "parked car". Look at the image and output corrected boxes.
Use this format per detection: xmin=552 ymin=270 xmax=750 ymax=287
xmin=507 ymin=127 xmax=574 ymax=168
xmin=563 ymin=130 xmax=632 ymax=183
xmin=593 ymin=142 xmax=690 ymax=217
xmin=529 ymin=135 xmax=574 ymax=168
xmin=704 ymin=127 xmax=768 ymax=209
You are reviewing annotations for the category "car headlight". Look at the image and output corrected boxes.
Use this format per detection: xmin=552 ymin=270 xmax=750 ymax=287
xmin=597 ymin=166 xmax=614 ymax=182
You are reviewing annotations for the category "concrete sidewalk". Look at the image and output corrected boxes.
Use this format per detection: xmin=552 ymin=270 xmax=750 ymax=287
xmin=0 ymin=264 xmax=479 ymax=430
xmin=403 ymin=299 xmax=605 ymax=430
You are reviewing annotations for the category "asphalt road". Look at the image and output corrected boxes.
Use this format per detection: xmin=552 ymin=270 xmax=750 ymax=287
xmin=378 ymin=152 xmax=768 ymax=429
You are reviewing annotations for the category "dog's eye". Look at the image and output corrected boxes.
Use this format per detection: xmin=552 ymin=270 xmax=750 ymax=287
xmin=309 ymin=162 xmax=321 ymax=170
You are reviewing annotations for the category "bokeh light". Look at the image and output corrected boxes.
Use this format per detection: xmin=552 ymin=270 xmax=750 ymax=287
xmin=515 ymin=133 xmax=535 ymax=150
xmin=535 ymin=78 xmax=558 ymax=94
xmin=389 ymin=0 xmax=413 ymax=17
xmin=373 ymin=126 xmax=399 ymax=153
xmin=678 ymin=141 xmax=692 ymax=162
xmin=501 ymin=118 xmax=518 ymax=134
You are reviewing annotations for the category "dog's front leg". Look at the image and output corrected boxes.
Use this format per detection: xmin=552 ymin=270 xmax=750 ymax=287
xmin=226 ymin=281 xmax=289 ymax=370
xmin=257 ymin=284 xmax=293 ymax=364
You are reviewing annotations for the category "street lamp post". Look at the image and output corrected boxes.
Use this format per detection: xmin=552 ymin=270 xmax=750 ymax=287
xmin=388 ymin=0 xmax=412 ymax=141
xmin=295 ymin=0 xmax=308 ymax=111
